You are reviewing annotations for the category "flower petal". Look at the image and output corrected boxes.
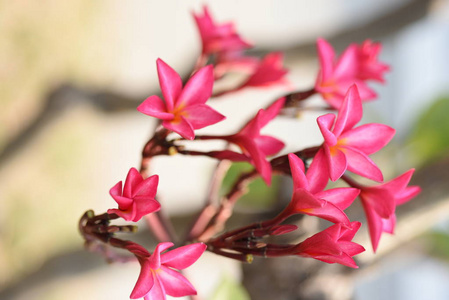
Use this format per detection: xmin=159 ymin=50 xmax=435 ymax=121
xmin=317 ymin=114 xmax=337 ymax=146
xmin=341 ymin=123 xmax=395 ymax=155
xmin=149 ymin=242 xmax=174 ymax=270
xmin=307 ymin=148 xmax=329 ymax=193
xmin=324 ymin=144 xmax=347 ymax=181
xmin=183 ymin=104 xmax=225 ymax=129
xmin=137 ymin=95 xmax=174 ymax=120
xmin=130 ymin=261 xmax=154 ymax=299
xmin=255 ymin=135 xmax=284 ymax=156
xmin=288 ymin=153 xmax=309 ymax=190
xmin=163 ymin=116 xmax=195 ymax=140
xmin=134 ymin=175 xmax=159 ymax=199
xmin=158 ymin=266 xmax=197 ymax=297
xmin=124 ymin=168 xmax=143 ymax=198
xmin=333 ymin=85 xmax=363 ymax=136
xmin=344 ymin=147 xmax=383 ymax=182
xmin=156 ymin=59 xmax=182 ymax=111
xmin=316 ymin=38 xmax=335 ymax=82
xmin=161 ymin=243 xmax=206 ymax=269
xmin=145 ymin=274 xmax=166 ymax=300
xmin=316 ymin=187 xmax=359 ymax=210
xmin=179 ymin=65 xmax=214 ymax=107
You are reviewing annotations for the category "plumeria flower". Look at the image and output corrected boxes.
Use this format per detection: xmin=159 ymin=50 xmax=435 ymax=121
xmin=238 ymin=52 xmax=289 ymax=89
xmin=359 ymin=169 xmax=421 ymax=251
xmin=291 ymin=221 xmax=365 ymax=268
xmin=108 ymin=168 xmax=160 ymax=222
xmin=206 ymin=98 xmax=285 ymax=185
xmin=316 ymin=84 xmax=395 ymax=182
xmin=127 ymin=242 xmax=207 ymax=300
xmin=314 ymin=38 xmax=388 ymax=109
xmin=193 ymin=5 xmax=252 ymax=56
xmin=274 ymin=153 xmax=359 ymax=226
xmin=137 ymin=58 xmax=225 ymax=140
xmin=355 ymin=40 xmax=390 ymax=82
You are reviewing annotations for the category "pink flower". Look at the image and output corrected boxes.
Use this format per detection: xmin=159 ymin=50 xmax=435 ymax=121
xmin=316 ymin=85 xmax=395 ymax=182
xmin=291 ymin=221 xmax=365 ymax=268
xmin=238 ymin=52 xmax=289 ymax=88
xmin=108 ymin=168 xmax=160 ymax=222
xmin=277 ymin=153 xmax=359 ymax=225
xmin=208 ymin=98 xmax=285 ymax=185
xmin=128 ymin=242 xmax=207 ymax=300
xmin=314 ymin=38 xmax=388 ymax=109
xmin=359 ymin=169 xmax=421 ymax=251
xmin=193 ymin=6 xmax=251 ymax=56
xmin=355 ymin=40 xmax=390 ymax=82
xmin=138 ymin=59 xmax=225 ymax=140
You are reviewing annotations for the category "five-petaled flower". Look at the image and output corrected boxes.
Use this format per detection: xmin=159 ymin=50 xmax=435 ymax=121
xmin=193 ymin=5 xmax=252 ymax=56
xmin=358 ymin=169 xmax=421 ymax=251
xmin=316 ymin=84 xmax=395 ymax=182
xmin=137 ymin=58 xmax=225 ymax=140
xmin=206 ymin=98 xmax=285 ymax=185
xmin=108 ymin=168 xmax=160 ymax=222
xmin=291 ymin=221 xmax=365 ymax=268
xmin=128 ymin=242 xmax=207 ymax=300
xmin=314 ymin=38 xmax=389 ymax=109
xmin=274 ymin=153 xmax=359 ymax=226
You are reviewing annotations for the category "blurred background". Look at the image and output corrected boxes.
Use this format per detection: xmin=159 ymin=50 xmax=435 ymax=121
xmin=1 ymin=0 xmax=449 ymax=299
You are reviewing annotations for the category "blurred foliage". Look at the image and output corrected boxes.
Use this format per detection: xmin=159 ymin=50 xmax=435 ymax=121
xmin=211 ymin=275 xmax=251 ymax=300
xmin=220 ymin=162 xmax=281 ymax=209
xmin=407 ymin=96 xmax=449 ymax=166
xmin=425 ymin=231 xmax=449 ymax=261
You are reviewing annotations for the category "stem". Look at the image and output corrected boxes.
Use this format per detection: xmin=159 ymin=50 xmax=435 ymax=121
xmin=196 ymin=170 xmax=259 ymax=241
xmin=341 ymin=174 xmax=366 ymax=190
xmin=283 ymin=88 xmax=316 ymax=107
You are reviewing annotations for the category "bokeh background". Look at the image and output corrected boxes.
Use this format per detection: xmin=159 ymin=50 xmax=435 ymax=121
xmin=1 ymin=0 xmax=449 ymax=299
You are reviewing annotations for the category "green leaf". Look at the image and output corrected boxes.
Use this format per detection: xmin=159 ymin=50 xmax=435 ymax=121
xmin=408 ymin=96 xmax=449 ymax=166
xmin=210 ymin=276 xmax=251 ymax=300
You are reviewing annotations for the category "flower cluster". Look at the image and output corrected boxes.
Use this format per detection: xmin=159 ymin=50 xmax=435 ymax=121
xmin=78 ymin=5 xmax=421 ymax=300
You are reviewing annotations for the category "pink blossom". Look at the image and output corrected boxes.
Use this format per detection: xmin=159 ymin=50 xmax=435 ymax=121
xmin=108 ymin=168 xmax=160 ymax=222
xmin=275 ymin=153 xmax=359 ymax=226
xmin=292 ymin=221 xmax=365 ymax=268
xmin=316 ymin=85 xmax=395 ymax=182
xmin=193 ymin=6 xmax=251 ymax=56
xmin=128 ymin=242 xmax=207 ymax=300
xmin=355 ymin=40 xmax=390 ymax=82
xmin=359 ymin=169 xmax=421 ymax=251
xmin=314 ymin=38 xmax=388 ymax=109
xmin=238 ymin=52 xmax=289 ymax=88
xmin=137 ymin=59 xmax=225 ymax=140
xmin=208 ymin=98 xmax=285 ymax=185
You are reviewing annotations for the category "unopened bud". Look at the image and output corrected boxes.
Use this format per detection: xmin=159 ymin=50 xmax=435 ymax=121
xmin=246 ymin=254 xmax=254 ymax=264
xmin=168 ymin=146 xmax=178 ymax=156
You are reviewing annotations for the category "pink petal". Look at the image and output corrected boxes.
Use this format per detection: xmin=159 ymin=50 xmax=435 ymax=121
xmin=341 ymin=123 xmax=395 ymax=155
xmin=161 ymin=243 xmax=207 ymax=269
xmin=396 ymin=186 xmax=421 ymax=206
xmin=244 ymin=141 xmax=272 ymax=185
xmin=333 ymin=45 xmax=358 ymax=79
xmin=137 ymin=95 xmax=174 ymax=120
xmin=316 ymin=38 xmax=335 ymax=81
xmin=133 ymin=199 xmax=161 ymax=221
xmin=145 ymin=275 xmax=166 ymax=300
xmin=149 ymin=242 xmax=174 ymax=270
xmin=124 ymin=168 xmax=143 ymax=198
xmin=381 ymin=214 xmax=396 ymax=234
xmin=107 ymin=208 xmax=134 ymax=222
xmin=255 ymin=135 xmax=284 ymax=156
xmin=307 ymin=148 xmax=329 ymax=193
xmin=288 ymin=153 xmax=309 ymax=190
xmin=156 ymin=59 xmax=182 ymax=111
xmin=317 ymin=114 xmax=337 ymax=146
xmin=344 ymin=147 xmax=383 ymax=182
xmin=178 ymin=65 xmax=214 ymax=107
xmin=381 ymin=169 xmax=414 ymax=195
xmin=134 ymin=175 xmax=159 ymax=198
xmin=109 ymin=194 xmax=132 ymax=210
xmin=259 ymin=97 xmax=285 ymax=128
xmin=130 ymin=261 xmax=154 ymax=299
xmin=361 ymin=188 xmax=395 ymax=218
xmin=324 ymin=144 xmax=347 ymax=181
xmin=361 ymin=199 xmax=383 ymax=252
xmin=158 ymin=266 xmax=197 ymax=297
xmin=316 ymin=187 xmax=359 ymax=210
xmin=333 ymin=85 xmax=363 ymax=136
xmin=162 ymin=116 xmax=195 ymax=140
xmin=183 ymin=104 xmax=225 ymax=129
